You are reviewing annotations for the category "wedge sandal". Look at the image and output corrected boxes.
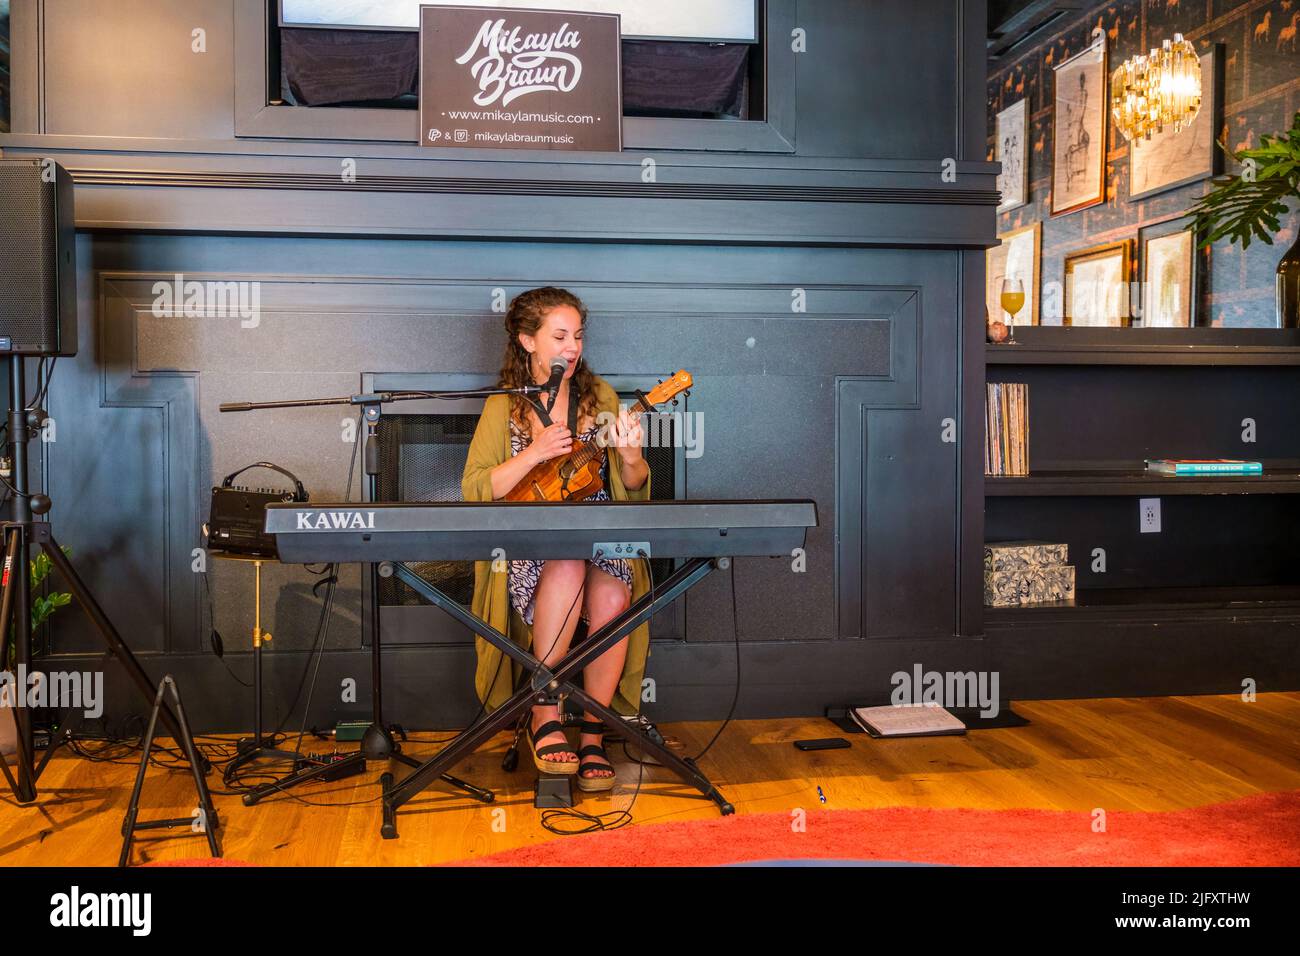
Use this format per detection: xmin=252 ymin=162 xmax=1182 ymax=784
xmin=528 ymin=719 xmax=578 ymax=775
xmin=576 ymin=720 xmax=617 ymax=792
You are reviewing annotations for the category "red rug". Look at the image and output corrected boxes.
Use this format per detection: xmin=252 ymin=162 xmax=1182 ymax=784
xmin=448 ymin=789 xmax=1300 ymax=867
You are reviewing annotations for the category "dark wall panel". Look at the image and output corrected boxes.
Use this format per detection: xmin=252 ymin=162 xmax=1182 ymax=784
xmin=44 ymin=233 xmax=972 ymax=730
xmin=795 ymin=0 xmax=962 ymax=159
xmin=44 ymin=0 xmax=236 ymax=139
xmin=27 ymin=0 xmax=987 ymax=162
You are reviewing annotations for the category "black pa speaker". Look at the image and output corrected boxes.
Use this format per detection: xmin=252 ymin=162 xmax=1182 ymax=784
xmin=0 ymin=159 xmax=77 ymax=357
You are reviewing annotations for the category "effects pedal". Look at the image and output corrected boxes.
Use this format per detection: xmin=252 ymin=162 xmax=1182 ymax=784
xmin=293 ymin=751 xmax=365 ymax=782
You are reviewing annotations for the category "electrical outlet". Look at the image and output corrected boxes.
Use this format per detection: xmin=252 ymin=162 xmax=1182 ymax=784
xmin=1139 ymin=497 xmax=1161 ymax=533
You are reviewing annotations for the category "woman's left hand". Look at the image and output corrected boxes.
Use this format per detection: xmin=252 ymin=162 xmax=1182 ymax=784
xmin=611 ymin=405 xmax=645 ymax=463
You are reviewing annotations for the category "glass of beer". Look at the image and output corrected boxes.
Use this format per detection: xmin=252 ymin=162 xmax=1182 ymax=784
xmin=1000 ymin=276 xmax=1025 ymax=345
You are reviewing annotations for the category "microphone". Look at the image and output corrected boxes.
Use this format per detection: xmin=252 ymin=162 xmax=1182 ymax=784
xmin=543 ymin=356 xmax=568 ymax=413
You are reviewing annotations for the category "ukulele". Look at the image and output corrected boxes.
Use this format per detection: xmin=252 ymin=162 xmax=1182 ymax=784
xmin=504 ymin=370 xmax=693 ymax=502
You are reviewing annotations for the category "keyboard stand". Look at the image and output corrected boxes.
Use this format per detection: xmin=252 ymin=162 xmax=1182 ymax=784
xmin=378 ymin=555 xmax=735 ymax=839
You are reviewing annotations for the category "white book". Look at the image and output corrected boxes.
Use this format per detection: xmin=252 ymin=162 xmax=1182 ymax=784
xmin=850 ymin=704 xmax=967 ymax=738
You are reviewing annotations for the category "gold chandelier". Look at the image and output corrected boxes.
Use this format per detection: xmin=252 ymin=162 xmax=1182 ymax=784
xmin=1110 ymin=34 xmax=1201 ymax=142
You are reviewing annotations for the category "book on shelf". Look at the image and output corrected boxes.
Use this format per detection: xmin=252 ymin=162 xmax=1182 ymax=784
xmin=1144 ymin=459 xmax=1264 ymax=476
xmin=984 ymin=382 xmax=1029 ymax=477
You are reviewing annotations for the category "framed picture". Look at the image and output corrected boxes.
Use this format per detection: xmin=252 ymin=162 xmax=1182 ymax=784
xmin=1051 ymin=39 xmax=1108 ymax=216
xmin=1064 ymin=239 xmax=1133 ymax=326
xmin=1129 ymin=44 xmax=1224 ymax=202
xmin=996 ymin=98 xmax=1029 ymax=213
xmin=1138 ymin=217 xmax=1203 ymax=328
xmin=986 ymin=222 xmax=1041 ymax=327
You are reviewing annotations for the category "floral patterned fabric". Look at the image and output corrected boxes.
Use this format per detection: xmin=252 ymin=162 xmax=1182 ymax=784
xmin=507 ymin=419 xmax=633 ymax=627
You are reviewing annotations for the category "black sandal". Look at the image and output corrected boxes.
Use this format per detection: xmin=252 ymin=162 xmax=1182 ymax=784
xmin=528 ymin=719 xmax=578 ymax=775
xmin=576 ymin=720 xmax=616 ymax=792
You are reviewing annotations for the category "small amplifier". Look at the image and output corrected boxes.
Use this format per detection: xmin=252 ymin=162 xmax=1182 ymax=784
xmin=207 ymin=462 xmax=308 ymax=558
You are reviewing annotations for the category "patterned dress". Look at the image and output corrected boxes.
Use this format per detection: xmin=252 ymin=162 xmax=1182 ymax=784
xmin=507 ymin=418 xmax=633 ymax=627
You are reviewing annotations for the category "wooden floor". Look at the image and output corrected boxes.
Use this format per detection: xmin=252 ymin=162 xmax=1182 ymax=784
xmin=3 ymin=693 xmax=1299 ymax=866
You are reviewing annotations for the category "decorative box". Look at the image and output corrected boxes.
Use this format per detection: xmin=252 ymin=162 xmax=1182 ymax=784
xmin=983 ymin=540 xmax=1070 ymax=573
xmin=984 ymin=565 xmax=1076 ymax=607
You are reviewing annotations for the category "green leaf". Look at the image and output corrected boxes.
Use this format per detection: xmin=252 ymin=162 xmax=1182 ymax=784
xmin=24 ymin=547 xmax=75 ymax=635
xmin=1192 ymin=110 xmax=1300 ymax=253
xmin=30 ymin=552 xmax=51 ymax=589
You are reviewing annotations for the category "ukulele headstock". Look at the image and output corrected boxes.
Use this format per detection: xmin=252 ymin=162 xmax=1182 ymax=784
xmin=644 ymin=370 xmax=693 ymax=408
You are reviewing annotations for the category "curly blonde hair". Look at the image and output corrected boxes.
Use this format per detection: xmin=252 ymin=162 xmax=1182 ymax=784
xmin=499 ymin=287 xmax=599 ymax=437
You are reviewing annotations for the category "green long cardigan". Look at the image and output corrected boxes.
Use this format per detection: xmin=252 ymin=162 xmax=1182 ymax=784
xmin=460 ymin=376 xmax=652 ymax=715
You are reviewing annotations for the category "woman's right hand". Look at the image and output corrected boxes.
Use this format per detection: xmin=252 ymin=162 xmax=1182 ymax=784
xmin=529 ymin=423 xmax=573 ymax=466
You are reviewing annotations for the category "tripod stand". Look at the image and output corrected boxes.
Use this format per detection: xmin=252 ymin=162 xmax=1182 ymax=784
xmin=0 ymin=354 xmax=197 ymax=804
xmin=214 ymin=552 xmax=301 ymax=780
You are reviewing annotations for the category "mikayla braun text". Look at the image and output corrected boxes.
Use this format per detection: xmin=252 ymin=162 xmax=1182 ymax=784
xmin=456 ymin=19 xmax=584 ymax=108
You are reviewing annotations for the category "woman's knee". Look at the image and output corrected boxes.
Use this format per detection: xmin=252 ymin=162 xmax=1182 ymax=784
xmin=585 ymin=580 xmax=631 ymax=621
xmin=540 ymin=559 xmax=586 ymax=594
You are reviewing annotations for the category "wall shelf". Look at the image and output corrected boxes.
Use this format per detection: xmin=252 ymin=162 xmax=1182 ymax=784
xmin=986 ymin=327 xmax=1300 ymax=366
xmin=984 ymin=585 xmax=1300 ymax=624
xmin=986 ymin=469 xmax=1300 ymax=496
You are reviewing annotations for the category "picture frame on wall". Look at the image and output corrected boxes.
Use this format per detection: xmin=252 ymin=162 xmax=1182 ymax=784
xmin=1138 ymin=217 xmax=1203 ymax=328
xmin=1128 ymin=44 xmax=1224 ymax=202
xmin=996 ymin=98 xmax=1029 ymax=213
xmin=986 ymin=222 xmax=1041 ymax=327
xmin=1064 ymin=239 xmax=1133 ymax=326
xmin=1051 ymin=38 xmax=1108 ymax=216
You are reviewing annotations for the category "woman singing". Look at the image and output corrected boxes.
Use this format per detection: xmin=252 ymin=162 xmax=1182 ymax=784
xmin=461 ymin=287 xmax=651 ymax=792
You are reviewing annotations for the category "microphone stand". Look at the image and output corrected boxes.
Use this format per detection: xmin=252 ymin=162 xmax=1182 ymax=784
xmin=219 ymin=384 xmax=546 ymax=804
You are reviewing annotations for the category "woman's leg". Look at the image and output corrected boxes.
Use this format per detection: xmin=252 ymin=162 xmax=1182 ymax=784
xmin=578 ymin=564 xmax=633 ymax=778
xmin=529 ymin=559 xmax=586 ymax=764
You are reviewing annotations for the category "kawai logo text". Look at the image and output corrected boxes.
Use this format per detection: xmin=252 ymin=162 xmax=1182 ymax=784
xmin=295 ymin=511 xmax=377 ymax=531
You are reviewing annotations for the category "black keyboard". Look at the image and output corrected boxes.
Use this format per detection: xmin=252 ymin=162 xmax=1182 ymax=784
xmin=264 ymin=499 xmax=817 ymax=563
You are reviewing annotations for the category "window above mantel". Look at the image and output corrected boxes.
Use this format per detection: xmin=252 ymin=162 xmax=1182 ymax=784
xmin=236 ymin=0 xmax=795 ymax=153
xmin=279 ymin=0 xmax=760 ymax=43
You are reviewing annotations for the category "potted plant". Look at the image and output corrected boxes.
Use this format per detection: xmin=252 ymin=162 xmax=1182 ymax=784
xmin=1189 ymin=110 xmax=1300 ymax=328
xmin=1 ymin=550 xmax=73 ymax=763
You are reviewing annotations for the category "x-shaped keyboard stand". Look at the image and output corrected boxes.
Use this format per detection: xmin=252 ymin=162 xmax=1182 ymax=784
xmin=379 ymin=555 xmax=735 ymax=839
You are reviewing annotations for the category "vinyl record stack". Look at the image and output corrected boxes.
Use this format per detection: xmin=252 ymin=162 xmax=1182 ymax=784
xmin=983 ymin=540 xmax=1076 ymax=607
xmin=984 ymin=382 xmax=1029 ymax=476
